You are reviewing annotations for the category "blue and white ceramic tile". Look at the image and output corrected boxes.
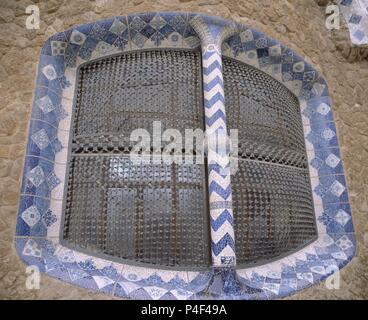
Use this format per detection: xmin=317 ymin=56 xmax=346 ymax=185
xmin=114 ymin=265 xmax=195 ymax=300
xmin=128 ymin=12 xmax=187 ymax=49
xmin=15 ymin=12 xmax=355 ymax=300
xmin=15 ymin=238 xmax=121 ymax=294
xmin=16 ymin=196 xmax=50 ymax=237
xmin=338 ymin=0 xmax=368 ymax=45
xmin=27 ymin=120 xmax=62 ymax=162
xmin=21 ymin=156 xmax=60 ymax=199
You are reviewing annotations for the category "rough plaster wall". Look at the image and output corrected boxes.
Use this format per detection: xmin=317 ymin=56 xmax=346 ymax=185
xmin=0 ymin=0 xmax=367 ymax=300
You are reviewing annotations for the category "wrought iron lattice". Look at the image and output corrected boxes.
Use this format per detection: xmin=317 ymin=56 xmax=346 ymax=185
xmin=62 ymin=49 xmax=211 ymax=269
xmin=61 ymin=49 xmax=317 ymax=270
xmin=73 ymin=50 xmax=204 ymax=145
xmin=222 ymin=57 xmax=317 ymax=266
xmin=223 ymin=57 xmax=307 ymax=168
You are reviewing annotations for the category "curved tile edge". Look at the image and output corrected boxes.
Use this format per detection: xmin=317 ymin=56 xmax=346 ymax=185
xmin=15 ymin=12 xmax=355 ymax=300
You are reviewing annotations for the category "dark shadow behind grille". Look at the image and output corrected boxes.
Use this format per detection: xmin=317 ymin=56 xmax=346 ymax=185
xmin=62 ymin=49 xmax=211 ymax=270
xmin=222 ymin=56 xmax=317 ymax=267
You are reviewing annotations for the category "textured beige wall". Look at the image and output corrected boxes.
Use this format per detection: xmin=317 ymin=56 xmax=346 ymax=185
xmin=0 ymin=0 xmax=367 ymax=299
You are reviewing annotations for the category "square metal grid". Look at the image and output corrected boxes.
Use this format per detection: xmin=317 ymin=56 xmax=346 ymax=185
xmin=62 ymin=49 xmax=211 ymax=269
xmin=223 ymin=57 xmax=317 ymax=266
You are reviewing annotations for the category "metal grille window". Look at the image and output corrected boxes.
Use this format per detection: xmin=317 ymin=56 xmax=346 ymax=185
xmin=61 ymin=49 xmax=317 ymax=270
xmin=62 ymin=49 xmax=211 ymax=269
xmin=223 ymin=57 xmax=317 ymax=266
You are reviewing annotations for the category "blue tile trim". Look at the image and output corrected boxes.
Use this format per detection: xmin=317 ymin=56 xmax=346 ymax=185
xmin=311 ymin=147 xmax=344 ymax=176
xmin=15 ymin=12 xmax=355 ymax=300
xmin=20 ymin=156 xmax=60 ymax=199
xmin=16 ymin=196 xmax=50 ymax=237
xmin=338 ymin=0 xmax=368 ymax=45
xmin=26 ymin=120 xmax=63 ymax=162
xmin=15 ymin=238 xmax=118 ymax=294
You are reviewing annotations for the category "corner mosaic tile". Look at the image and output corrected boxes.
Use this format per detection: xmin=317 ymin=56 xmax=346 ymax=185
xmin=16 ymin=12 xmax=355 ymax=299
xmin=338 ymin=0 xmax=368 ymax=45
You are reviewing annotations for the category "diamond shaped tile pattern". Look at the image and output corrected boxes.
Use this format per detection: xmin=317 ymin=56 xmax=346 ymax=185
xmin=317 ymin=103 xmax=331 ymax=115
xmin=27 ymin=165 xmax=45 ymax=187
xmin=109 ymin=19 xmax=127 ymax=35
xmin=31 ymin=129 xmax=50 ymax=150
xmin=36 ymin=96 xmax=55 ymax=114
xmin=335 ymin=209 xmax=351 ymax=226
xmin=22 ymin=157 xmax=62 ymax=199
xmin=339 ymin=0 xmax=368 ymax=44
xmin=21 ymin=206 xmax=41 ymax=227
xmin=128 ymin=13 xmax=186 ymax=48
xmin=42 ymin=65 xmax=58 ymax=80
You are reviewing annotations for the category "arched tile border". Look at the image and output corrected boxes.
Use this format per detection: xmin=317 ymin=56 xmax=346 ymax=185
xmin=15 ymin=12 xmax=355 ymax=299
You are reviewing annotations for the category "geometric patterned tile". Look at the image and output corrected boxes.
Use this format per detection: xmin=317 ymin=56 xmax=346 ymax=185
xmin=42 ymin=64 xmax=58 ymax=80
xmin=334 ymin=209 xmax=351 ymax=226
xmin=31 ymin=129 xmax=50 ymax=150
xmin=21 ymin=205 xmax=41 ymax=227
xmin=36 ymin=96 xmax=55 ymax=114
xmin=46 ymin=172 xmax=61 ymax=190
xmin=26 ymin=165 xmax=45 ymax=187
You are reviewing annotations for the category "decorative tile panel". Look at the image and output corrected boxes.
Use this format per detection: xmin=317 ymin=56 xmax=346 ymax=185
xmin=16 ymin=12 xmax=355 ymax=300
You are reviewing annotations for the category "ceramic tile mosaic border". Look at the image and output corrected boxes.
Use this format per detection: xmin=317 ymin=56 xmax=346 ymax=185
xmin=338 ymin=0 xmax=368 ymax=45
xmin=15 ymin=12 xmax=355 ymax=300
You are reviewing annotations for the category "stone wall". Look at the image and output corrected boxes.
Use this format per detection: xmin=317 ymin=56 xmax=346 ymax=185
xmin=0 ymin=0 xmax=367 ymax=299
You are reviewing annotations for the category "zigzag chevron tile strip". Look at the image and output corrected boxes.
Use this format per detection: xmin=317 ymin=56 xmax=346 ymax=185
xmin=190 ymin=15 xmax=238 ymax=267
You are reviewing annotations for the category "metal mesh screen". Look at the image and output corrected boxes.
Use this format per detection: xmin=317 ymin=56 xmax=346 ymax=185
xmin=62 ymin=49 xmax=211 ymax=269
xmin=61 ymin=48 xmax=317 ymax=269
xmin=222 ymin=57 xmax=317 ymax=266
xmin=73 ymin=50 xmax=204 ymax=145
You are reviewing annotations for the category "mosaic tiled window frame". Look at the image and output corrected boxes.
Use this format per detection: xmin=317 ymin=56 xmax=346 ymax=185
xmin=15 ymin=12 xmax=355 ymax=300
